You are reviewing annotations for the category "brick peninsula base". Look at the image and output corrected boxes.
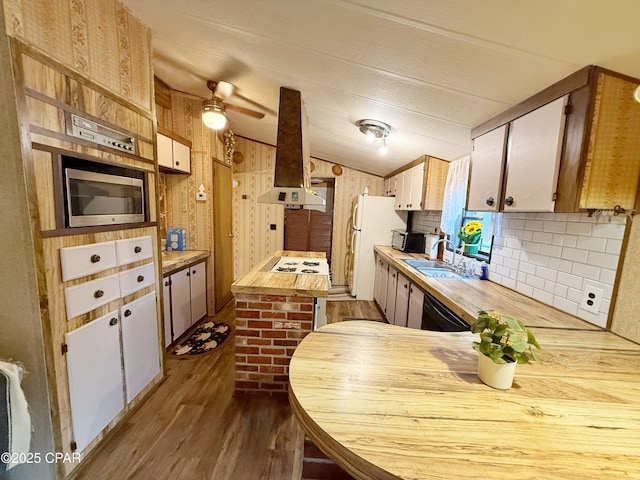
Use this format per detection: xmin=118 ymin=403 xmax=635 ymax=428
xmin=234 ymin=293 xmax=315 ymax=396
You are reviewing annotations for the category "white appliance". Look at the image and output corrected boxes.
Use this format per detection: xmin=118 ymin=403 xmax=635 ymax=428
xmin=269 ymin=256 xmax=329 ymax=329
xmin=348 ymin=195 xmax=407 ymax=300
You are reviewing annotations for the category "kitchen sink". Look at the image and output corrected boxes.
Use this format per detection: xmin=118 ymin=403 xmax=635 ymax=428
xmin=402 ymin=259 xmax=445 ymax=269
xmin=402 ymin=259 xmax=461 ymax=278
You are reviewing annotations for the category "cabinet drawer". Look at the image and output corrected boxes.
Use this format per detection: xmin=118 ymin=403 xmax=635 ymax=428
xmin=115 ymin=236 xmax=153 ymax=266
xmin=65 ymin=274 xmax=121 ymax=319
xmin=119 ymin=263 xmax=156 ymax=297
xmin=60 ymin=241 xmax=117 ymax=282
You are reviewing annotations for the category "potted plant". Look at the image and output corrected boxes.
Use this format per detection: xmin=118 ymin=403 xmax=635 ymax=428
xmin=458 ymin=220 xmax=482 ymax=254
xmin=470 ymin=310 xmax=541 ymax=389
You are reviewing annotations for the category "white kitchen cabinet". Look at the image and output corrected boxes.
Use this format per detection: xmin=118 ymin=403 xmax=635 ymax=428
xmin=383 ymin=177 xmax=396 ymax=197
xmin=162 ymin=276 xmax=172 ymax=347
xmin=157 ymin=132 xmax=191 ymax=174
xmin=65 ymin=311 xmax=124 ymax=453
xmin=115 ymin=235 xmax=153 ymax=266
xmin=394 ymin=273 xmax=410 ymax=327
xmin=503 ymin=95 xmax=568 ymax=212
xmin=164 ymin=260 xmax=208 ymax=344
xmin=121 ymin=291 xmax=161 ymax=403
xmin=118 ymin=262 xmax=155 ymax=298
xmin=407 ymin=284 xmax=424 ymax=330
xmin=394 ymin=163 xmax=425 ymax=211
xmin=60 ymin=240 xmax=117 ymax=282
xmin=374 ymin=256 xmax=389 ymax=314
xmin=64 ymin=274 xmax=121 ymax=319
xmin=385 ymin=266 xmax=398 ymax=323
xmin=467 ymin=125 xmax=508 ymax=212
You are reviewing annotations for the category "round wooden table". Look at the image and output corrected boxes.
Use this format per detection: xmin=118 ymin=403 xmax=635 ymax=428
xmin=289 ymin=321 xmax=640 ymax=480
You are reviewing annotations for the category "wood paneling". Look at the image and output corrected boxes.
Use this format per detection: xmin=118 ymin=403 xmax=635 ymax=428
xmin=424 ymin=156 xmax=449 ymax=210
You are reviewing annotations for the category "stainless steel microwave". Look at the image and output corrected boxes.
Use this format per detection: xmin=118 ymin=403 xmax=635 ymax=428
xmin=64 ymin=163 xmax=145 ymax=227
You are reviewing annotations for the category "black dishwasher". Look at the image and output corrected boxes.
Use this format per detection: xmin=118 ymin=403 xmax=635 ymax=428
xmin=422 ymin=290 xmax=470 ymax=332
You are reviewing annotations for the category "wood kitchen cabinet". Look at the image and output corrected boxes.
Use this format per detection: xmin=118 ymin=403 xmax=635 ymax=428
xmin=157 ymin=127 xmax=192 ymax=174
xmin=386 ymin=156 xmax=448 ymax=211
xmin=470 ymin=66 xmax=640 ymax=212
xmin=163 ymin=261 xmax=207 ymax=345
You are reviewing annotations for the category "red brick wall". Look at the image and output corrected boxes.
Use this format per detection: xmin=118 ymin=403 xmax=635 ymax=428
xmin=235 ymin=293 xmax=315 ymax=395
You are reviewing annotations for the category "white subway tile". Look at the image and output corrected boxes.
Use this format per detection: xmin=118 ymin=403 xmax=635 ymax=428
xmin=497 ymin=265 xmax=511 ymax=277
xmin=522 ymin=230 xmax=533 ymax=241
xmin=567 ymin=287 xmax=584 ymax=303
xmin=523 ymin=241 xmax=541 ymax=253
xmin=516 ymin=282 xmax=534 ymax=297
xmin=517 ymin=271 xmax=527 ymax=282
xmin=554 ymin=283 xmax=568 ymax=297
xmin=532 ymin=231 xmax=554 ymax=244
xmin=525 ymin=220 xmax=544 ymax=230
xmin=543 ymin=221 xmax=567 ymax=234
xmin=533 ymin=288 xmax=554 ymax=305
xmin=575 ymin=308 xmax=607 ymax=328
xmin=543 ymin=280 xmax=556 ymax=294
xmin=592 ymin=222 xmax=626 ymax=239
xmin=519 ymin=262 xmax=536 ymax=274
xmin=536 ymin=266 xmax=558 ymax=281
xmin=526 ymin=274 xmax=546 ymax=289
xmin=605 ymin=239 xmax=623 ymax=255
xmin=509 ymin=219 xmax=525 ymax=229
xmin=553 ymin=234 xmax=578 ymax=247
xmin=528 ymin=253 xmax=550 ymax=267
xmin=506 ymin=238 xmax=522 ymax=249
xmin=557 ymin=272 xmax=584 ymax=289
xmin=488 ymin=272 xmax=502 ymax=283
xmin=566 ymin=222 xmax=593 ymax=236
xmin=491 ymin=255 xmax=504 ymax=266
xmin=502 ymin=277 xmax=517 ymax=290
xmin=587 ymin=251 xmax=620 ymax=270
xmin=553 ymin=296 xmax=579 ymax=316
xmin=599 ymin=268 xmax=616 ymax=285
xmin=539 ymin=244 xmax=562 ymax=258
xmin=504 ymin=257 xmax=520 ymax=270
xmin=561 ymin=247 xmax=589 ymax=263
xmin=576 ymin=235 xmax=607 ymax=252
xmin=557 ymin=259 xmax=574 ymax=273
xmin=579 ymin=213 xmax=598 ymax=223
xmin=509 ymin=269 xmax=519 ymax=280
xmin=571 ymin=262 xmax=601 ymax=281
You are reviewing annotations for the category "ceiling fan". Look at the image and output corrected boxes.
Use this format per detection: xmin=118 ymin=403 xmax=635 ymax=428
xmin=202 ymin=80 xmax=266 ymax=130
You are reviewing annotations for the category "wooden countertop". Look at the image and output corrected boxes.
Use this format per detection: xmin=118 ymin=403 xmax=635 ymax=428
xmin=289 ymin=321 xmax=640 ymax=480
xmin=230 ymin=250 xmax=329 ymax=298
xmin=375 ymin=245 xmax=597 ymax=330
xmin=161 ymin=250 xmax=209 ymax=276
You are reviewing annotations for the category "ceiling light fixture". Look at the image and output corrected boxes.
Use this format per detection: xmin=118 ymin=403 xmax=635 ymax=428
xmin=357 ymin=119 xmax=390 ymax=155
xmin=202 ymin=98 xmax=227 ymax=130
xmin=634 ymin=85 xmax=640 ymax=104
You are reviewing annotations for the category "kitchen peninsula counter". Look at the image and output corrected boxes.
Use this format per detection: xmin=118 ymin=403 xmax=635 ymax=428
xmin=231 ymin=250 xmax=329 ymax=298
xmin=289 ymin=320 xmax=640 ymax=480
xmin=375 ymin=245 xmax=596 ymax=330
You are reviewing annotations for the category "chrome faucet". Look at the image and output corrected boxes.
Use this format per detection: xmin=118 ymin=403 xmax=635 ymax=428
xmin=432 ymin=238 xmax=461 ymax=272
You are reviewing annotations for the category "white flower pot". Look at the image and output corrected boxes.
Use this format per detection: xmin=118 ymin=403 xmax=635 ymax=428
xmin=477 ymin=353 xmax=517 ymax=390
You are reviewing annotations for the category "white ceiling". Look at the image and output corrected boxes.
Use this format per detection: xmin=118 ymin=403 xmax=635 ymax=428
xmin=122 ymin=0 xmax=640 ymax=176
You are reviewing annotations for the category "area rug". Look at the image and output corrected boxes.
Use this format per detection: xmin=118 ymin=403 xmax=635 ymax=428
xmin=173 ymin=322 xmax=230 ymax=355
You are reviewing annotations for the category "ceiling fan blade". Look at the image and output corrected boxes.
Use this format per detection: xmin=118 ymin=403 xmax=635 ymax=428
xmin=225 ymin=102 xmax=265 ymax=119
xmin=213 ymin=80 xmax=235 ymax=100
xmin=233 ymin=92 xmax=277 ymax=116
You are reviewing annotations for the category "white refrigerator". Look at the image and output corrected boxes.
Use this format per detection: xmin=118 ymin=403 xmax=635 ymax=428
xmin=348 ymin=195 xmax=407 ymax=300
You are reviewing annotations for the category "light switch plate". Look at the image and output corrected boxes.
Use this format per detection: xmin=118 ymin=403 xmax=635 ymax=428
xmin=196 ymin=192 xmax=207 ymax=201
xmin=579 ymin=285 xmax=603 ymax=314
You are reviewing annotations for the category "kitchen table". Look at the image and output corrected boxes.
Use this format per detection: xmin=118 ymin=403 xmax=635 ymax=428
xmin=289 ymin=320 xmax=640 ymax=480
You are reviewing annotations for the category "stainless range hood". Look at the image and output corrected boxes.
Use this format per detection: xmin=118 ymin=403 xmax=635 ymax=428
xmin=257 ymin=87 xmax=325 ymax=206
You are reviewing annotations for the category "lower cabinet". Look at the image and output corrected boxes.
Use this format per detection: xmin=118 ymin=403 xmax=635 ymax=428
xmin=374 ymin=256 xmax=389 ymax=314
xmin=394 ymin=273 xmax=410 ymax=327
xmin=163 ymin=261 xmax=207 ymax=345
xmin=65 ymin=290 xmax=160 ymax=452
xmin=385 ymin=266 xmax=399 ymax=323
xmin=407 ymin=284 xmax=424 ymax=329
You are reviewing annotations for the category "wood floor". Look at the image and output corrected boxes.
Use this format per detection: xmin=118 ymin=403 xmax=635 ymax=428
xmin=71 ymin=297 xmax=381 ymax=480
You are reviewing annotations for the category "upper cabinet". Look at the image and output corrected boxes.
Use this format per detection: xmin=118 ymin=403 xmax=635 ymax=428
xmin=469 ymin=66 xmax=640 ymax=213
xmin=157 ymin=127 xmax=192 ymax=174
xmin=385 ymin=156 xmax=449 ymax=211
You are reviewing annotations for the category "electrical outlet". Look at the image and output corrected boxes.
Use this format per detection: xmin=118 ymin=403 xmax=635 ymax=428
xmin=579 ymin=285 xmax=604 ymax=314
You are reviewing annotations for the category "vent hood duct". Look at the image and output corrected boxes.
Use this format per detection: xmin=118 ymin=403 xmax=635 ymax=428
xmin=257 ymin=87 xmax=325 ymax=206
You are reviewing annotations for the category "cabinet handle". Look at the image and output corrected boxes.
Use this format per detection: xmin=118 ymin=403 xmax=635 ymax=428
xmin=94 ymin=289 xmax=104 ymax=298
xmin=109 ymin=317 xmax=118 ymax=326
xmin=404 ymin=284 xmax=408 ymax=289
xmin=192 ymin=269 xmax=196 ymax=275
xmin=164 ymin=280 xmax=170 ymax=286
xmin=186 ymin=271 xmax=190 ymax=277
xmin=175 ymin=161 xmax=180 ymax=166
xmin=505 ymin=196 xmax=514 ymax=207
xmin=124 ymin=309 xmax=132 ymax=317
xmin=134 ymin=246 xmax=142 ymax=253
xmin=485 ymin=197 xmax=495 ymax=206
xmin=137 ymin=275 xmax=145 ymax=282
xmin=90 ymin=254 xmax=101 ymax=263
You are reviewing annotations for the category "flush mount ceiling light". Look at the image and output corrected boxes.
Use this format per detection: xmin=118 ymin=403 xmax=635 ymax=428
xmin=634 ymin=85 xmax=640 ymax=103
xmin=357 ymin=119 xmax=391 ymax=155
xmin=202 ymin=98 xmax=227 ymax=130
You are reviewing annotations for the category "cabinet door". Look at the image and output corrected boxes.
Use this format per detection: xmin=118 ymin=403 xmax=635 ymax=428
xmin=504 ymin=95 xmax=568 ymax=212
xmin=170 ymin=269 xmax=191 ymax=339
xmin=163 ymin=277 xmax=172 ymax=347
xmin=467 ymin=125 xmax=508 ymax=212
xmin=409 ymin=163 xmax=424 ymax=210
xmin=383 ymin=177 xmax=391 ymax=196
xmin=374 ymin=257 xmax=388 ymax=313
xmin=395 ymin=173 xmax=406 ymax=209
xmin=60 ymin=240 xmax=117 ymax=282
xmin=407 ymin=284 xmax=424 ymax=329
xmin=394 ymin=273 xmax=410 ymax=327
xmin=385 ymin=266 xmax=398 ymax=322
xmin=121 ymin=291 xmax=161 ymax=403
xmin=172 ymin=140 xmax=191 ymax=174
xmin=157 ymin=133 xmax=173 ymax=169
xmin=423 ymin=157 xmax=449 ymax=211
xmin=65 ymin=311 xmax=124 ymax=452
xmin=189 ymin=261 xmax=207 ymax=324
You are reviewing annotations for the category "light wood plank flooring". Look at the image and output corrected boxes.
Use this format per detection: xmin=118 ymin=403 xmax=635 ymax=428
xmin=71 ymin=297 xmax=382 ymax=480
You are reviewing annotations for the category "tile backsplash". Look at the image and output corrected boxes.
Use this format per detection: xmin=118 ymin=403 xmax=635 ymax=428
xmin=488 ymin=212 xmax=627 ymax=327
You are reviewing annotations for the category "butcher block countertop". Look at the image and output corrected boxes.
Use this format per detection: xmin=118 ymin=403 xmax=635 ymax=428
xmin=375 ymin=245 xmax=596 ymax=330
xmin=161 ymin=250 xmax=210 ymax=275
xmin=231 ymin=250 xmax=329 ymax=298
xmin=289 ymin=321 xmax=640 ymax=480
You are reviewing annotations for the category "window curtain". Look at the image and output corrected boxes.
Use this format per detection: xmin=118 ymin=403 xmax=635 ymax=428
xmin=440 ymin=155 xmax=470 ymax=239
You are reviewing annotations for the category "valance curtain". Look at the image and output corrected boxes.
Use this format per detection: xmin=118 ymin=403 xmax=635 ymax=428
xmin=440 ymin=155 xmax=470 ymax=239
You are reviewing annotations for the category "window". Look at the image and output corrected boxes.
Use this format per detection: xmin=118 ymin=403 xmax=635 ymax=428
xmin=448 ymin=210 xmax=494 ymax=262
